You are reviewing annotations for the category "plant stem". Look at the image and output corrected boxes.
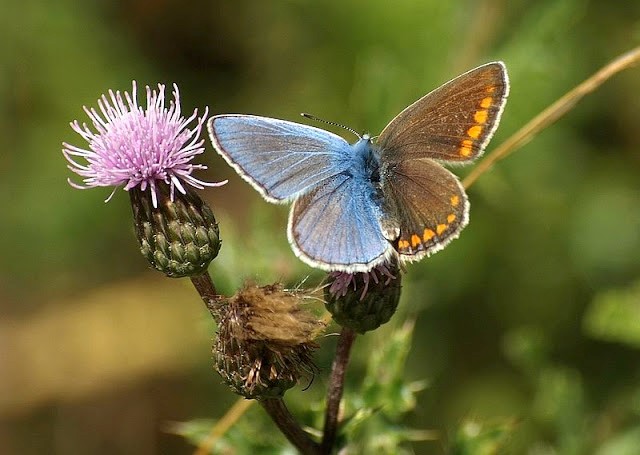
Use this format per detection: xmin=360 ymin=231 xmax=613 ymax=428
xmin=260 ymin=398 xmax=322 ymax=454
xmin=190 ymin=272 xmax=223 ymax=320
xmin=321 ymin=327 xmax=357 ymax=454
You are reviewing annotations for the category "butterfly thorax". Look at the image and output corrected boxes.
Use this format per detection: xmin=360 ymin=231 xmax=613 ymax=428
xmin=350 ymin=137 xmax=381 ymax=186
xmin=344 ymin=137 xmax=394 ymax=243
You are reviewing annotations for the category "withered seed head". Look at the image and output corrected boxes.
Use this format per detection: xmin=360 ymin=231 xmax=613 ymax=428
xmin=214 ymin=283 xmax=325 ymax=399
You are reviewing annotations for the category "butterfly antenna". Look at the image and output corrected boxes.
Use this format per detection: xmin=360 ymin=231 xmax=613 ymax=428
xmin=301 ymin=113 xmax=362 ymax=139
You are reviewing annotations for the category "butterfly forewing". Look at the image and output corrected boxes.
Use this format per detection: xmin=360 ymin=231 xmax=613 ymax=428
xmin=208 ymin=115 xmax=352 ymax=202
xmin=381 ymin=159 xmax=469 ymax=260
xmin=289 ymin=173 xmax=392 ymax=272
xmin=378 ymin=62 xmax=509 ymax=163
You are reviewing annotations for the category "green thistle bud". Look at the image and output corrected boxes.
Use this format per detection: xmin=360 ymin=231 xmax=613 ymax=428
xmin=213 ymin=283 xmax=325 ymax=399
xmin=324 ymin=263 xmax=402 ymax=334
xmin=130 ymin=183 xmax=221 ymax=278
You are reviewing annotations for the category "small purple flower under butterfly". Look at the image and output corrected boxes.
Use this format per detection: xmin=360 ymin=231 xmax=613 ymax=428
xmin=63 ymin=81 xmax=226 ymax=207
xmin=328 ymin=263 xmax=397 ymax=301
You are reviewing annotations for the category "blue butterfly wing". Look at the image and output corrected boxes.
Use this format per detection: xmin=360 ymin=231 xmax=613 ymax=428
xmin=288 ymin=172 xmax=393 ymax=272
xmin=208 ymin=115 xmax=352 ymax=202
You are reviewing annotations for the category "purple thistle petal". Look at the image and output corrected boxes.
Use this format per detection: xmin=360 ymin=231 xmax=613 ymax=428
xmin=62 ymin=81 xmax=227 ymax=207
xmin=328 ymin=263 xmax=398 ymax=301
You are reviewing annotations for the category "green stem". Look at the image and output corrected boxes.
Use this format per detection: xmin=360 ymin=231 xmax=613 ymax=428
xmin=321 ymin=327 xmax=357 ymax=453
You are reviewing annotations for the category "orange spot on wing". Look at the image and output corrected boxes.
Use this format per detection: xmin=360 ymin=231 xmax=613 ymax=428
xmin=411 ymin=234 xmax=421 ymax=248
xmin=450 ymin=195 xmax=460 ymax=207
xmin=436 ymin=224 xmax=447 ymax=235
xmin=480 ymin=97 xmax=493 ymax=109
xmin=447 ymin=214 xmax=456 ymax=223
xmin=423 ymin=229 xmax=435 ymax=241
xmin=467 ymin=125 xmax=483 ymax=139
xmin=398 ymin=239 xmax=410 ymax=250
xmin=474 ymin=109 xmax=488 ymax=124
xmin=459 ymin=139 xmax=473 ymax=157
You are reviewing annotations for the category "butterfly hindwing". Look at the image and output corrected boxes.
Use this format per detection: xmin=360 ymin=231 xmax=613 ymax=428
xmin=378 ymin=62 xmax=509 ymax=163
xmin=288 ymin=173 xmax=392 ymax=272
xmin=208 ymin=115 xmax=352 ymax=202
xmin=381 ymin=158 xmax=469 ymax=261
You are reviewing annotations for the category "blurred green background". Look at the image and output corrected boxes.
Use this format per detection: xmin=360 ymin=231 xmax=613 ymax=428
xmin=2 ymin=0 xmax=640 ymax=453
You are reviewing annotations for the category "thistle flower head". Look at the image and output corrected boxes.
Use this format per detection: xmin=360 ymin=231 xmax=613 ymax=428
xmin=328 ymin=263 xmax=397 ymax=301
xmin=130 ymin=184 xmax=221 ymax=278
xmin=325 ymin=262 xmax=402 ymax=333
xmin=62 ymin=81 xmax=226 ymax=208
xmin=213 ymin=283 xmax=325 ymax=399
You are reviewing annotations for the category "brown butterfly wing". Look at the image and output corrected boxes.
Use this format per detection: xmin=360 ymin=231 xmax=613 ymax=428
xmin=380 ymin=158 xmax=469 ymax=260
xmin=378 ymin=62 xmax=509 ymax=163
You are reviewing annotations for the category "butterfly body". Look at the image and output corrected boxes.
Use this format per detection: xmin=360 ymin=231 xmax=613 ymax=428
xmin=209 ymin=62 xmax=509 ymax=272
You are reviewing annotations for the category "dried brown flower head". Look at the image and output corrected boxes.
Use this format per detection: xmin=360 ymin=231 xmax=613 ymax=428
xmin=213 ymin=283 xmax=325 ymax=399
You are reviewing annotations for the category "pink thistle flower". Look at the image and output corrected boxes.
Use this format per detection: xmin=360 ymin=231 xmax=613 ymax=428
xmin=328 ymin=263 xmax=397 ymax=301
xmin=324 ymin=261 xmax=402 ymax=333
xmin=62 ymin=81 xmax=226 ymax=208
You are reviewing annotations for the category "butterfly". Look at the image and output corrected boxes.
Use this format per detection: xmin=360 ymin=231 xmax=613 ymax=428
xmin=208 ymin=62 xmax=509 ymax=273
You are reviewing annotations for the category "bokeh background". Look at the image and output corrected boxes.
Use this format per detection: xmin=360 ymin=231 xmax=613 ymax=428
xmin=2 ymin=0 xmax=640 ymax=453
